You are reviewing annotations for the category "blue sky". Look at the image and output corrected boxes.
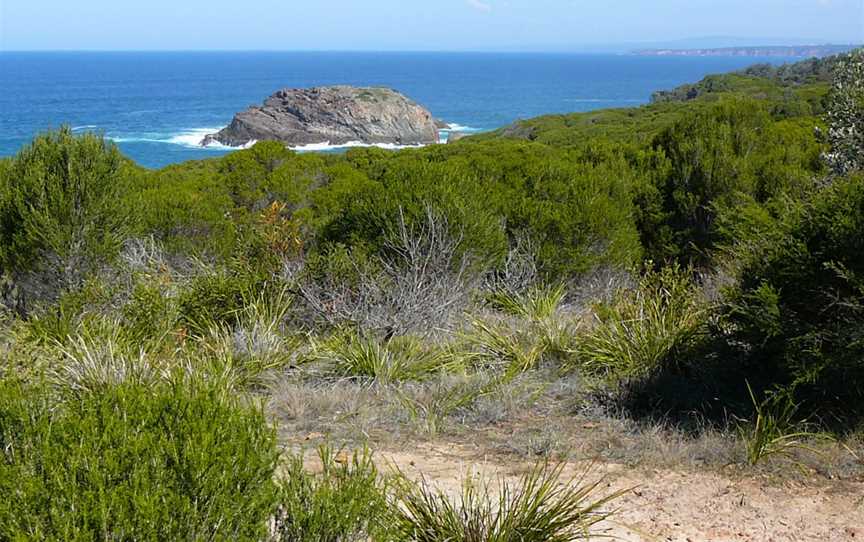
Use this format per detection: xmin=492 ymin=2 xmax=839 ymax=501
xmin=1 ymin=0 xmax=861 ymax=51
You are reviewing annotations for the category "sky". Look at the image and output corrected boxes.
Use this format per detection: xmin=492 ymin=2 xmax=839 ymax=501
xmin=1 ymin=0 xmax=862 ymax=51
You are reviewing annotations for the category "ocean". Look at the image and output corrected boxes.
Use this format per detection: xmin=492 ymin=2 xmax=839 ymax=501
xmin=0 ymin=52 xmax=802 ymax=169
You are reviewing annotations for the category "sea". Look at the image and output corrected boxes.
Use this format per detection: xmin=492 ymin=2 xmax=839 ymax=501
xmin=0 ymin=52 xmax=803 ymax=169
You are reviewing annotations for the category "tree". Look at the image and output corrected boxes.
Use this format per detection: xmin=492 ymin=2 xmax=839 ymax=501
xmin=825 ymin=49 xmax=864 ymax=176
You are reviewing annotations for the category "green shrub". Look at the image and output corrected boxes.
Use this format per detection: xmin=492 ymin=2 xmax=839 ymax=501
xmin=0 ymin=376 xmax=279 ymax=540
xmin=274 ymin=446 xmax=389 ymax=541
xmin=724 ymin=173 xmax=864 ymax=425
xmin=0 ymin=128 xmax=131 ymax=290
xmin=177 ymin=267 xmax=267 ymax=333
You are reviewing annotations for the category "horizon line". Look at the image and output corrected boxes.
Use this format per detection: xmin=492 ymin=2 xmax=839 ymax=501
xmin=2 ymin=43 xmax=860 ymax=55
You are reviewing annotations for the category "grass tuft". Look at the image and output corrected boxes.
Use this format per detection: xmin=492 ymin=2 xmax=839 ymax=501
xmin=389 ymin=461 xmax=626 ymax=542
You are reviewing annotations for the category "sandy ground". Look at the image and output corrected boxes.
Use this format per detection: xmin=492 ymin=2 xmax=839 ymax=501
xmin=374 ymin=442 xmax=864 ymax=542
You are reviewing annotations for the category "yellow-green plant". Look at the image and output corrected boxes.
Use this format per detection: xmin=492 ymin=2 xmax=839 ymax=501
xmin=739 ymin=383 xmax=828 ymax=466
xmin=573 ymin=265 xmax=706 ymax=379
xmin=389 ymin=462 xmax=626 ymax=542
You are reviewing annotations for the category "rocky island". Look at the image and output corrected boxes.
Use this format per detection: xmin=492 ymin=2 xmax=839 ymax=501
xmin=202 ymin=86 xmax=440 ymax=148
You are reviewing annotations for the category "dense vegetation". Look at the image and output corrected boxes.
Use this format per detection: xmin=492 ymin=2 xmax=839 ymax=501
xmin=0 ymin=50 xmax=862 ymax=539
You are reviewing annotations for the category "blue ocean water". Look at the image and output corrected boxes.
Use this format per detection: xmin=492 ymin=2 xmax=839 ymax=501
xmin=0 ymin=52 xmax=801 ymax=169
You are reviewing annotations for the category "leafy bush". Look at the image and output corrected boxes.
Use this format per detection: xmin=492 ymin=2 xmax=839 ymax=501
xmin=723 ymin=173 xmax=864 ymax=426
xmin=646 ymin=98 xmax=824 ymax=264
xmin=0 ymin=376 xmax=280 ymax=540
xmin=388 ymin=462 xmax=623 ymax=542
xmin=0 ymin=128 xmax=132 ymax=307
xmin=824 ymin=49 xmax=864 ymax=176
xmin=274 ymin=446 xmax=389 ymax=541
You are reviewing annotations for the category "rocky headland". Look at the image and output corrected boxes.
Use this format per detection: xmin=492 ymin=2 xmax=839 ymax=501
xmin=202 ymin=86 xmax=440 ymax=148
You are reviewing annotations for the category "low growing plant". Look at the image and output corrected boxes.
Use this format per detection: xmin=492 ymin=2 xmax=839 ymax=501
xmin=388 ymin=461 xmax=625 ymax=542
xmin=739 ymin=382 xmax=828 ymax=466
xmin=0 ymin=375 xmax=280 ymax=540
xmin=273 ymin=445 xmax=390 ymax=541
xmin=573 ymin=264 xmax=706 ymax=379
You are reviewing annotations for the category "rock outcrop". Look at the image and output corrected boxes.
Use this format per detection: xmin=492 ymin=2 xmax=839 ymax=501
xmin=202 ymin=86 xmax=439 ymax=147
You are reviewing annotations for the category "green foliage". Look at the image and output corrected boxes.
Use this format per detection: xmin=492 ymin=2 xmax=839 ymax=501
xmin=739 ymin=383 xmax=827 ymax=466
xmin=388 ymin=462 xmax=624 ymax=542
xmin=723 ymin=173 xmax=864 ymax=424
xmin=0 ymin=376 xmax=279 ymax=540
xmin=0 ymin=128 xmax=131 ymax=300
xmin=177 ymin=266 xmax=268 ymax=333
xmin=274 ymin=446 xmax=389 ymax=541
xmin=825 ymin=49 xmax=864 ymax=176
xmin=574 ymin=265 xmax=706 ymax=380
xmin=487 ymin=283 xmax=566 ymax=322
xmin=646 ymin=98 xmax=824 ymax=263
xmin=312 ymin=333 xmax=458 ymax=383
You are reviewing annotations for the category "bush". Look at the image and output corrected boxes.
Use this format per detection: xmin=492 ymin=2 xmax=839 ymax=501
xmin=0 ymin=376 xmax=280 ymax=540
xmin=724 ymin=173 xmax=864 ymax=426
xmin=274 ymin=446 xmax=389 ymax=541
xmin=0 ymin=128 xmax=132 ymax=308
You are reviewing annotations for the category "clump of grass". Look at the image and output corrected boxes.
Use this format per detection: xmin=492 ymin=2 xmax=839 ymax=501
xmin=739 ymin=382 xmax=828 ymax=466
xmin=196 ymin=289 xmax=298 ymax=388
xmin=389 ymin=462 xmax=625 ymax=542
xmin=396 ymin=373 xmax=498 ymax=436
xmin=50 ymin=331 xmax=165 ymax=395
xmin=487 ymin=283 xmax=567 ymax=322
xmin=312 ymin=333 xmax=459 ymax=383
xmin=274 ymin=445 xmax=389 ymax=541
xmin=572 ymin=264 xmax=706 ymax=379
xmin=465 ymin=319 xmax=545 ymax=375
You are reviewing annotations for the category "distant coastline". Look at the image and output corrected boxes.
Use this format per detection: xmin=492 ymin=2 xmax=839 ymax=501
xmin=633 ymin=44 xmax=858 ymax=58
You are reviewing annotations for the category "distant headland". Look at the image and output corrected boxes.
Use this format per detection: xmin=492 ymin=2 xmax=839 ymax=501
xmin=633 ymin=44 xmax=858 ymax=58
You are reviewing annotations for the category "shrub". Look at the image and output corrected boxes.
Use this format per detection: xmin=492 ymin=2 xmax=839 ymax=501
xmin=0 ymin=128 xmax=131 ymax=305
xmin=723 ymin=173 xmax=864 ymax=426
xmin=177 ymin=266 xmax=268 ymax=334
xmin=388 ymin=462 xmax=624 ymax=542
xmin=0 ymin=376 xmax=280 ymax=540
xmin=273 ymin=446 xmax=389 ymax=541
xmin=824 ymin=49 xmax=864 ymax=176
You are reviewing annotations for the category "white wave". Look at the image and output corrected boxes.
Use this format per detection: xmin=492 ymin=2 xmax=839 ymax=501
xmin=166 ymin=128 xmax=223 ymax=147
xmin=290 ymin=140 xmax=427 ymax=152
xmin=444 ymin=123 xmax=481 ymax=132
xmin=107 ymin=128 xmax=433 ymax=152
xmin=567 ymin=98 xmax=643 ymax=103
xmin=72 ymin=125 xmax=99 ymax=131
xmin=107 ymin=127 xmax=255 ymax=150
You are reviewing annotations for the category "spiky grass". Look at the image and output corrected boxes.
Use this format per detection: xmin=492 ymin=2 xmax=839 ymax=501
xmin=389 ymin=462 xmax=626 ymax=542
xmin=312 ymin=333 xmax=460 ymax=383
xmin=739 ymin=383 xmax=829 ymax=466
xmin=573 ymin=265 xmax=706 ymax=379
xmin=487 ymin=284 xmax=567 ymax=322
xmin=465 ymin=319 xmax=544 ymax=375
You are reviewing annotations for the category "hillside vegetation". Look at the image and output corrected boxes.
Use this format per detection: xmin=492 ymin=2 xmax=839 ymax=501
xmin=1 ymin=51 xmax=863 ymax=539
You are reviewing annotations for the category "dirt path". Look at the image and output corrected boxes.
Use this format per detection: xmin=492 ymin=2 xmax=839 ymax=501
xmin=375 ymin=442 xmax=864 ymax=542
